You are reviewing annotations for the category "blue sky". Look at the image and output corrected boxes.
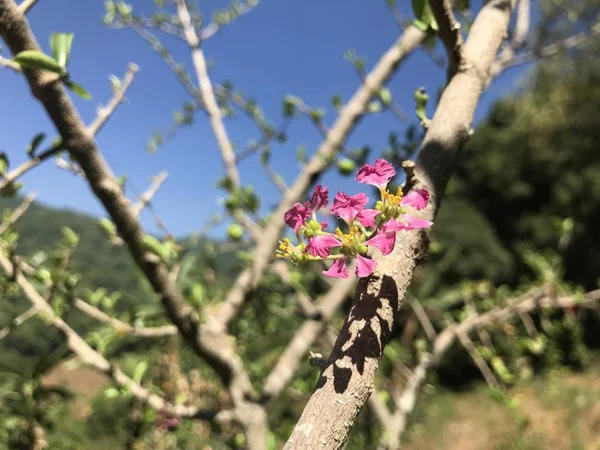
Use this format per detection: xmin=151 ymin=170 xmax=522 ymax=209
xmin=1 ymin=0 xmax=531 ymax=237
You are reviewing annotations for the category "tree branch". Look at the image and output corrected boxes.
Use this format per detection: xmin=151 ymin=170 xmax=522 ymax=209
xmin=88 ymin=63 xmax=139 ymax=136
xmin=284 ymin=1 xmax=517 ymax=447
xmin=131 ymin=171 xmax=168 ymax=217
xmin=72 ymin=297 xmax=177 ymax=338
xmin=0 ymin=192 xmax=36 ymax=235
xmin=0 ymin=306 xmax=37 ymax=340
xmin=429 ymin=0 xmax=466 ymax=79
xmin=17 ymin=0 xmax=35 ymax=14
xmin=175 ymin=0 xmax=240 ymax=188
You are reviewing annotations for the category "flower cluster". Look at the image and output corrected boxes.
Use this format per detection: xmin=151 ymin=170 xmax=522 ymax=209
xmin=277 ymin=159 xmax=433 ymax=278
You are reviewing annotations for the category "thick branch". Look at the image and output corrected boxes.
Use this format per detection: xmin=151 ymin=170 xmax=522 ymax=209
xmin=285 ymin=1 xmax=516 ymax=448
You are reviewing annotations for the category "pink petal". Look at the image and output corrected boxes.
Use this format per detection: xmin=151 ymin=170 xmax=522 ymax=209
xmin=310 ymin=185 xmax=329 ymax=211
xmin=304 ymin=235 xmax=341 ymax=258
xmin=355 ymin=254 xmax=377 ymax=277
xmin=366 ymin=231 xmax=396 ymax=256
xmin=356 ymin=159 xmax=396 ymax=187
xmin=323 ymin=257 xmax=349 ymax=278
xmin=356 ymin=209 xmax=380 ymax=227
xmin=383 ymin=216 xmax=433 ymax=232
xmin=404 ymin=215 xmax=433 ymax=229
xmin=284 ymin=201 xmax=312 ymax=232
xmin=331 ymin=192 xmax=369 ymax=224
xmin=401 ymin=189 xmax=430 ymax=210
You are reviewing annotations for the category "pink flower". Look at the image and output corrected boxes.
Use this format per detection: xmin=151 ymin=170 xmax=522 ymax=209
xmin=310 ymin=185 xmax=329 ymax=211
xmin=355 ymin=254 xmax=377 ymax=277
xmin=323 ymin=258 xmax=349 ymax=278
xmin=331 ymin=192 xmax=369 ymax=224
xmin=365 ymin=231 xmax=396 ymax=256
xmin=356 ymin=209 xmax=380 ymax=227
xmin=356 ymin=159 xmax=396 ymax=188
xmin=383 ymin=215 xmax=433 ymax=232
xmin=284 ymin=201 xmax=311 ymax=232
xmin=401 ymin=189 xmax=430 ymax=210
xmin=304 ymin=235 xmax=341 ymax=258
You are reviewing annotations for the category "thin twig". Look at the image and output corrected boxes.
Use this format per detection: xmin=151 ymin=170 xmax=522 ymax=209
xmin=17 ymin=0 xmax=37 ymax=14
xmin=0 ymin=143 xmax=63 ymax=192
xmin=0 ymin=306 xmax=37 ymax=341
xmin=199 ymin=1 xmax=260 ymax=40
xmin=73 ymin=297 xmax=177 ymax=337
xmin=131 ymin=171 xmax=168 ymax=217
xmin=0 ymin=192 xmax=36 ymax=235
xmin=0 ymin=54 xmax=21 ymax=72
xmin=88 ymin=63 xmax=139 ymax=136
xmin=429 ymin=0 xmax=466 ymax=78
xmin=175 ymin=0 xmax=240 ymax=188
xmin=408 ymin=297 xmax=437 ymax=341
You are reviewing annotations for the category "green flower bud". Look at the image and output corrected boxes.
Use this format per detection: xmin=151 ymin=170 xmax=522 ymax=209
xmin=337 ymin=158 xmax=356 ymax=176
xmin=227 ymin=224 xmax=244 ymax=241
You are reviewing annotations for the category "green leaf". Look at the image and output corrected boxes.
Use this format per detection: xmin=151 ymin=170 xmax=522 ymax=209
xmin=61 ymin=226 xmax=80 ymax=248
xmin=142 ymin=235 xmax=171 ymax=263
xmin=0 ymin=152 xmax=9 ymax=176
xmin=27 ymin=133 xmax=46 ymax=158
xmin=414 ymin=86 xmax=429 ymax=122
xmin=411 ymin=0 xmax=438 ymax=31
xmin=367 ymin=101 xmax=382 ymax=113
xmin=64 ymin=80 xmax=92 ymax=100
xmin=50 ymin=33 xmax=74 ymax=68
xmin=13 ymin=50 xmax=66 ymax=75
xmin=133 ymin=361 xmax=148 ymax=384
xmin=190 ymin=283 xmax=206 ymax=307
xmin=98 ymin=218 xmax=117 ymax=237
xmin=109 ymin=74 xmax=121 ymax=93
xmin=378 ymin=88 xmax=392 ymax=106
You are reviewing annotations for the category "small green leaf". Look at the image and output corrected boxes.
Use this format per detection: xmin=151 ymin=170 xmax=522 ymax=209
xmin=109 ymin=74 xmax=121 ymax=93
xmin=61 ymin=226 xmax=79 ymax=248
xmin=27 ymin=133 xmax=46 ymax=158
xmin=13 ymin=50 xmax=66 ymax=75
xmin=414 ymin=86 xmax=429 ymax=122
xmin=142 ymin=235 xmax=171 ymax=263
xmin=98 ymin=218 xmax=117 ymax=237
xmin=133 ymin=361 xmax=148 ymax=384
xmin=378 ymin=88 xmax=392 ymax=106
xmin=0 ymin=152 xmax=9 ymax=176
xmin=367 ymin=101 xmax=382 ymax=113
xmin=50 ymin=33 xmax=74 ymax=68
xmin=411 ymin=0 xmax=438 ymax=32
xmin=64 ymin=80 xmax=92 ymax=100
xmin=190 ymin=283 xmax=205 ymax=307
